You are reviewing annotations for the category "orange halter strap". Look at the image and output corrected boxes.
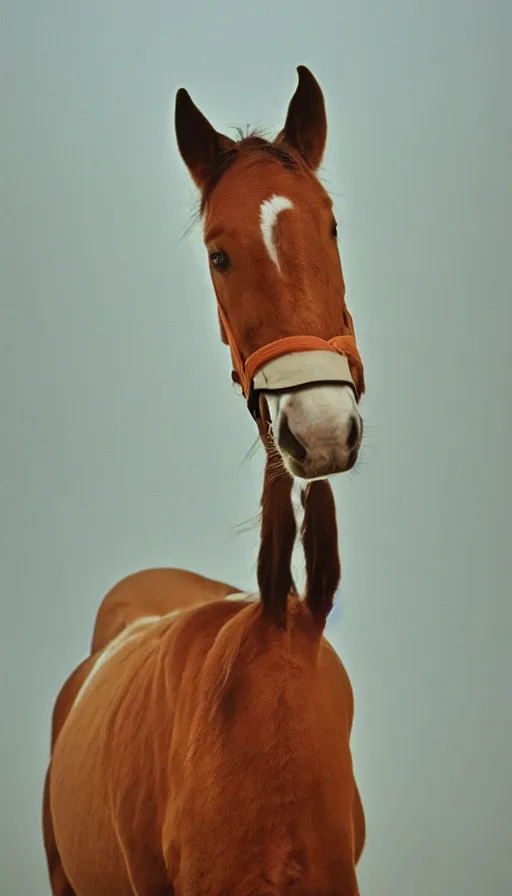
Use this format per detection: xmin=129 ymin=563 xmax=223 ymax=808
xmin=217 ymin=301 xmax=365 ymax=419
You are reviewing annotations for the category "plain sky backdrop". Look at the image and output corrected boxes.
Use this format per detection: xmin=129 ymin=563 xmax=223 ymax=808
xmin=2 ymin=1 xmax=511 ymax=893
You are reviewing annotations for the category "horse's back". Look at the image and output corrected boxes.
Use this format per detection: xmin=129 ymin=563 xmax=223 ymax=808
xmin=91 ymin=567 xmax=238 ymax=652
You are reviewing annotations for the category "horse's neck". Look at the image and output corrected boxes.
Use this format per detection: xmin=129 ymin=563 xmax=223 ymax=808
xmin=257 ymin=451 xmax=341 ymax=628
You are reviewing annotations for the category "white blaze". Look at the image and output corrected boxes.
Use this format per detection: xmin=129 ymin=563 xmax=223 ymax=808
xmin=260 ymin=195 xmax=293 ymax=270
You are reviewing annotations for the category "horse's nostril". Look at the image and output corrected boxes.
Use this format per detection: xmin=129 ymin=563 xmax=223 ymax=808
xmin=346 ymin=415 xmax=360 ymax=450
xmin=278 ymin=412 xmax=308 ymax=463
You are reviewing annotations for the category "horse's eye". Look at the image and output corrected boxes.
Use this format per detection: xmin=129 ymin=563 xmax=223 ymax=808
xmin=210 ymin=250 xmax=230 ymax=271
xmin=331 ymin=219 xmax=338 ymax=239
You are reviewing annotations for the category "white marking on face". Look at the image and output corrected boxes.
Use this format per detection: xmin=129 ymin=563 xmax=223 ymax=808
xmin=260 ymin=195 xmax=293 ymax=270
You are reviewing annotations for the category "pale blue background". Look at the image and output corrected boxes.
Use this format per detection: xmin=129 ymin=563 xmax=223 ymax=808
xmin=2 ymin=1 xmax=511 ymax=893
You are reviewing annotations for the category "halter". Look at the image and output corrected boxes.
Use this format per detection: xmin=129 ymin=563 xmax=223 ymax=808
xmin=216 ymin=301 xmax=365 ymax=419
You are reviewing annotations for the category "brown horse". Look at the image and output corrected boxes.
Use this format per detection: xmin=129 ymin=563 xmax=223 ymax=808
xmin=43 ymin=67 xmax=366 ymax=895
xmin=174 ymin=64 xmax=365 ymax=626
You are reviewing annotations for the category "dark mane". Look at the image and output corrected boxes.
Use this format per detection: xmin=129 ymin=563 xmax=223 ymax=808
xmin=200 ymin=134 xmax=299 ymax=213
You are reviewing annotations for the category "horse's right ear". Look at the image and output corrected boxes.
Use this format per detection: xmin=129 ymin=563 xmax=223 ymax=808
xmin=175 ymin=89 xmax=236 ymax=191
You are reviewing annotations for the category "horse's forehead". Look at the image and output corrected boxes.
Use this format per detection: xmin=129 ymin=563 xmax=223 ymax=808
xmin=205 ymin=158 xmax=326 ymax=229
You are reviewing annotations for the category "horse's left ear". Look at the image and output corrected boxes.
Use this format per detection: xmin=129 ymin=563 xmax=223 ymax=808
xmin=277 ymin=66 xmax=327 ymax=170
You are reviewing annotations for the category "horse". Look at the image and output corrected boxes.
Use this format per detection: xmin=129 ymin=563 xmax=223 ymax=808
xmin=42 ymin=67 xmax=367 ymax=895
xmin=174 ymin=64 xmax=365 ymax=625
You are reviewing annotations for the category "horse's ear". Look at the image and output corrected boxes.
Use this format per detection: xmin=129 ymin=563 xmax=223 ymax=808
xmin=277 ymin=66 xmax=327 ymax=170
xmin=175 ymin=88 xmax=236 ymax=191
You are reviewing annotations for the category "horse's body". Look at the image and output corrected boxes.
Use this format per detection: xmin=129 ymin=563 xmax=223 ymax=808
xmin=44 ymin=569 xmax=364 ymax=895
